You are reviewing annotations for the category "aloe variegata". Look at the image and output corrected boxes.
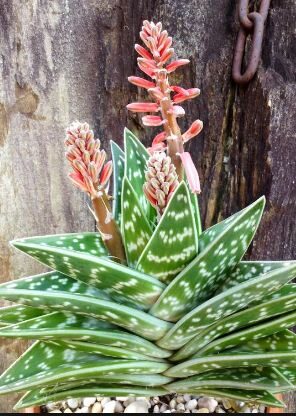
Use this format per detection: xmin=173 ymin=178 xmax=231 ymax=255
xmin=0 ymin=20 xmax=295 ymax=411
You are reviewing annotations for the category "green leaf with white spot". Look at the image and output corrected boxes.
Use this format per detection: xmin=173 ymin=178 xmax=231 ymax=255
xmin=12 ymin=238 xmax=165 ymax=309
xmin=150 ymin=196 xmax=265 ymax=322
xmin=0 ymin=311 xmax=170 ymax=358
xmin=0 ymin=271 xmax=110 ymax=300
xmin=228 ymin=329 xmax=296 ymax=354
xmin=166 ymin=387 xmax=285 ymax=407
xmin=279 ymin=368 xmax=296 ymax=387
xmin=111 ymin=141 xmax=125 ymax=225
xmin=121 ymin=177 xmax=153 ymax=267
xmin=157 ymin=263 xmax=296 ymax=350
xmin=16 ymin=385 xmax=168 ymax=409
xmin=165 ymin=351 xmax=296 ymax=378
xmin=0 ymin=341 xmax=170 ymax=396
xmin=137 ymin=182 xmax=198 ymax=283
xmin=220 ymin=261 xmax=295 ymax=292
xmin=0 ymin=305 xmax=45 ymax=327
xmin=193 ymin=310 xmax=296 ymax=357
xmin=124 ymin=128 xmax=156 ymax=223
xmin=0 ymin=287 xmax=172 ymax=341
xmin=167 ymin=367 xmax=293 ymax=392
xmin=188 ymin=188 xmax=202 ymax=236
xmin=172 ymin=284 xmax=296 ymax=361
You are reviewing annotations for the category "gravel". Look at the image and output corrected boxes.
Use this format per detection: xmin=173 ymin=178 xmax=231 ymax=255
xmin=46 ymin=394 xmax=266 ymax=413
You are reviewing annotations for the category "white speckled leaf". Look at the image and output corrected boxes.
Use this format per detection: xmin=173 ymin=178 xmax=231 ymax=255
xmin=225 ymin=329 xmax=296 ymax=355
xmin=165 ymin=351 xmax=296 ymax=378
xmin=0 ymin=341 xmax=170 ymax=396
xmin=150 ymin=196 xmax=265 ymax=322
xmin=188 ymin=188 xmax=202 ymax=236
xmin=167 ymin=366 xmax=292 ymax=392
xmin=0 ymin=288 xmax=172 ymax=340
xmin=0 ymin=271 xmax=110 ymax=300
xmin=167 ymin=388 xmax=284 ymax=408
xmin=220 ymin=261 xmax=295 ymax=292
xmin=12 ymin=238 xmax=165 ymax=309
xmin=111 ymin=141 xmax=125 ymax=225
xmin=121 ymin=177 xmax=153 ymax=267
xmin=279 ymin=368 xmax=296 ymax=387
xmin=194 ymin=310 xmax=296 ymax=357
xmin=172 ymin=284 xmax=296 ymax=361
xmin=137 ymin=182 xmax=198 ymax=283
xmin=16 ymin=385 xmax=168 ymax=409
xmin=124 ymin=128 xmax=156 ymax=223
xmin=157 ymin=263 xmax=296 ymax=350
xmin=0 ymin=311 xmax=170 ymax=358
xmin=0 ymin=305 xmax=45 ymax=327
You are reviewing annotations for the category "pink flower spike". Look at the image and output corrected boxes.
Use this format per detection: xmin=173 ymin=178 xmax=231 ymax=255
xmin=158 ymin=48 xmax=174 ymax=64
xmin=135 ymin=44 xmax=153 ymax=60
xmin=166 ymin=59 xmax=190 ymax=73
xmin=128 ymin=76 xmax=155 ymax=89
xmin=142 ymin=115 xmax=166 ymax=127
xmin=173 ymin=88 xmax=200 ymax=104
xmin=127 ymin=102 xmax=159 ymax=113
xmin=172 ymin=105 xmax=185 ymax=117
xmin=138 ymin=62 xmax=155 ymax=78
xmin=148 ymin=87 xmax=165 ymax=100
xmin=99 ymin=161 xmax=113 ymax=189
xmin=69 ymin=172 xmax=88 ymax=193
xmin=148 ymin=142 xmax=166 ymax=154
xmin=137 ymin=58 xmax=157 ymax=70
xmin=182 ymin=120 xmax=203 ymax=143
xmin=152 ymin=131 xmax=167 ymax=145
xmin=178 ymin=152 xmax=201 ymax=194
xmin=171 ymin=86 xmax=190 ymax=96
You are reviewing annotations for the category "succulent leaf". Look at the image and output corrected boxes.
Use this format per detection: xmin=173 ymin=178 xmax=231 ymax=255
xmin=0 ymin=311 xmax=170 ymax=358
xmin=193 ymin=310 xmax=296 ymax=357
xmin=165 ymin=352 xmax=296 ymax=378
xmin=157 ymin=263 xmax=296 ymax=349
xmin=121 ymin=177 xmax=153 ymax=267
xmin=167 ymin=367 xmax=293 ymax=392
xmin=111 ymin=141 xmax=125 ymax=225
xmin=172 ymin=284 xmax=296 ymax=361
xmin=124 ymin=128 xmax=156 ymax=223
xmin=0 ymin=305 xmax=45 ymax=327
xmin=0 ymin=288 xmax=172 ymax=340
xmin=137 ymin=182 xmax=198 ymax=283
xmin=221 ymin=260 xmax=295 ymax=292
xmin=15 ymin=385 xmax=168 ymax=409
xmin=11 ymin=238 xmax=165 ymax=309
xmin=150 ymin=196 xmax=265 ymax=322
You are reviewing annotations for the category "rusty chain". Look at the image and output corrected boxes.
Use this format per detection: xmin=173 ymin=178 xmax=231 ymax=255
xmin=232 ymin=0 xmax=271 ymax=85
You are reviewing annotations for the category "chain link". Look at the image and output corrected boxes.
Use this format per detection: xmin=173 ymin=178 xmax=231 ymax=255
xmin=232 ymin=0 xmax=271 ymax=85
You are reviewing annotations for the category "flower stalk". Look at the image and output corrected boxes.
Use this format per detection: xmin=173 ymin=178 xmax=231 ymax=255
xmin=127 ymin=20 xmax=203 ymax=193
xmin=65 ymin=122 xmax=126 ymax=262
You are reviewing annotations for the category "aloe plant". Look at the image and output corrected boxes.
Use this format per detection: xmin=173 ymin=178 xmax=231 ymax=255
xmin=0 ymin=20 xmax=296 ymax=411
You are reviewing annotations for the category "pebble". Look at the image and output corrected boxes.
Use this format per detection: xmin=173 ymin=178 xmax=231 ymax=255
xmin=101 ymin=398 xmax=111 ymax=408
xmin=64 ymin=410 xmax=73 ymax=414
xmin=176 ymin=403 xmax=185 ymax=412
xmin=169 ymin=399 xmax=177 ymax=409
xmin=196 ymin=409 xmax=210 ymax=413
xmin=153 ymin=405 xmax=160 ymax=413
xmin=160 ymin=403 xmax=169 ymax=412
xmin=197 ymin=398 xmax=218 ymax=413
xmin=124 ymin=400 xmax=149 ymax=413
xmin=80 ymin=407 xmax=90 ymax=413
xmin=115 ymin=402 xmax=124 ymax=413
xmin=83 ymin=397 xmax=96 ymax=407
xmin=67 ymin=399 xmax=80 ymax=410
xmin=102 ymin=400 xmax=117 ymax=413
xmin=186 ymin=399 xmax=198 ymax=410
xmin=123 ymin=397 xmax=136 ymax=407
xmin=49 ymin=411 xmax=62 ymax=414
xmin=91 ymin=402 xmax=102 ymax=413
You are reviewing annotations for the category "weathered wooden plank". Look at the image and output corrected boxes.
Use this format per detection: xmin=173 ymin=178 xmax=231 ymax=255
xmin=0 ymin=0 xmax=295 ymax=412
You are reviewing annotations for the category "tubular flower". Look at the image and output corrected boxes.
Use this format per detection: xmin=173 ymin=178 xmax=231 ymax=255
xmin=65 ymin=121 xmax=112 ymax=199
xmin=143 ymin=151 xmax=179 ymax=216
xmin=127 ymin=20 xmax=203 ymax=193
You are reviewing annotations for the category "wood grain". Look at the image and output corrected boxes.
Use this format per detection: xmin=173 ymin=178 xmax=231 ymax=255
xmin=0 ymin=0 xmax=295 ymax=412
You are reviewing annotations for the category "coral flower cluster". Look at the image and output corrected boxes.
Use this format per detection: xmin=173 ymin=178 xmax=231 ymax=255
xmin=143 ymin=151 xmax=179 ymax=216
xmin=127 ymin=20 xmax=203 ymax=196
xmin=65 ymin=121 xmax=112 ymax=199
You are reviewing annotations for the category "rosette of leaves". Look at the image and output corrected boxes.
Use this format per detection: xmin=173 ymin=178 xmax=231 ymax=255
xmin=1 ymin=129 xmax=296 ymax=410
